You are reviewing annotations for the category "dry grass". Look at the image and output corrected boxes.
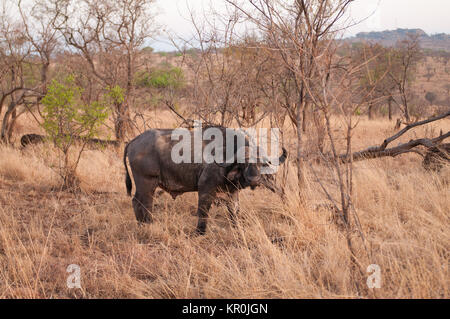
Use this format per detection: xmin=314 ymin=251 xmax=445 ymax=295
xmin=0 ymin=116 xmax=449 ymax=299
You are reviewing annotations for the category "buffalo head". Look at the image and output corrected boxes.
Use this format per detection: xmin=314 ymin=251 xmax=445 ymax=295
xmin=218 ymin=147 xmax=288 ymax=191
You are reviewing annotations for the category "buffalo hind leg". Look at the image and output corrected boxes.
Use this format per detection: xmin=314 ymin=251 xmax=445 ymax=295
xmin=132 ymin=177 xmax=157 ymax=224
xmin=132 ymin=195 xmax=153 ymax=224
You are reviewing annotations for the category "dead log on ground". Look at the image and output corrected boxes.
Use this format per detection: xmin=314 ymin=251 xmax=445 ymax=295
xmin=20 ymin=133 xmax=120 ymax=149
xmin=337 ymin=111 xmax=450 ymax=166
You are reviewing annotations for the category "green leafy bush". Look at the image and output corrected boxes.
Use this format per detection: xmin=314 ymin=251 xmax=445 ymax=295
xmin=142 ymin=46 xmax=154 ymax=53
xmin=41 ymin=76 xmax=109 ymax=189
xmin=106 ymin=85 xmax=125 ymax=105
xmin=135 ymin=65 xmax=185 ymax=90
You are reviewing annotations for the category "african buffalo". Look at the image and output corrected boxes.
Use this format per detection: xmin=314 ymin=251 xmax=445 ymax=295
xmin=123 ymin=127 xmax=287 ymax=234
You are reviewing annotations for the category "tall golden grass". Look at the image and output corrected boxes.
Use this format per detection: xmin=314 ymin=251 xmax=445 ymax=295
xmin=0 ymin=115 xmax=448 ymax=298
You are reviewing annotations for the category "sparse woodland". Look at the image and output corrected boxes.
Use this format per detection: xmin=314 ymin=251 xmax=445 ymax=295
xmin=0 ymin=0 xmax=449 ymax=298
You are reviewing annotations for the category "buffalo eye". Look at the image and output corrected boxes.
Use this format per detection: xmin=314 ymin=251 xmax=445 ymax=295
xmin=226 ymin=165 xmax=241 ymax=182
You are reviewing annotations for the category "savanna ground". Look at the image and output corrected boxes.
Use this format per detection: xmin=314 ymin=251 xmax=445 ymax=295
xmin=0 ymin=110 xmax=448 ymax=299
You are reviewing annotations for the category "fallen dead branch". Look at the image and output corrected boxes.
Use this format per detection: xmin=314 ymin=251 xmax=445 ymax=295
xmin=338 ymin=111 xmax=450 ymax=164
xmin=20 ymin=134 xmax=120 ymax=149
xmin=423 ymin=143 xmax=450 ymax=171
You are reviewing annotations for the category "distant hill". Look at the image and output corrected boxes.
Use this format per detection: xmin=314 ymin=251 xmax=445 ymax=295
xmin=347 ymin=28 xmax=450 ymax=52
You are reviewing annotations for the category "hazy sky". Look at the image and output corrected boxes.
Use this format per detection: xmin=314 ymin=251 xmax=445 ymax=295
xmin=153 ymin=0 xmax=450 ymax=51
xmin=7 ymin=0 xmax=449 ymax=51
xmin=346 ymin=0 xmax=450 ymax=35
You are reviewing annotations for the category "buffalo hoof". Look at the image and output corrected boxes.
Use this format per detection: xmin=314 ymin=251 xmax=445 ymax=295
xmin=136 ymin=213 xmax=152 ymax=224
xmin=195 ymin=227 xmax=206 ymax=236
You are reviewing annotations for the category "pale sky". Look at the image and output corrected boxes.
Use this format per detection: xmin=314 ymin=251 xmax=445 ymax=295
xmin=153 ymin=0 xmax=450 ymax=51
xmin=346 ymin=0 xmax=450 ymax=35
xmin=6 ymin=0 xmax=450 ymax=51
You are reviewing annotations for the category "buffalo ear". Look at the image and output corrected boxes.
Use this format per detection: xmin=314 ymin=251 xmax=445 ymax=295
xmin=226 ymin=165 xmax=241 ymax=181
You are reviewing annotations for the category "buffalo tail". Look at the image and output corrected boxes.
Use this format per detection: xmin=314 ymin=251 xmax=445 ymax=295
xmin=124 ymin=142 xmax=132 ymax=196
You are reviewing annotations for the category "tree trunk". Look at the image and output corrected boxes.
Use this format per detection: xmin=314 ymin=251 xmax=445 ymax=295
xmin=296 ymin=105 xmax=305 ymax=195
xmin=313 ymin=107 xmax=325 ymax=154
xmin=388 ymin=96 xmax=393 ymax=121
xmin=302 ymin=106 xmax=307 ymax=133
xmin=368 ymin=102 xmax=374 ymax=120
xmin=115 ymin=101 xmax=132 ymax=142
xmin=0 ymin=101 xmax=18 ymax=144
xmin=404 ymin=104 xmax=410 ymax=123
xmin=7 ymin=109 xmax=17 ymax=141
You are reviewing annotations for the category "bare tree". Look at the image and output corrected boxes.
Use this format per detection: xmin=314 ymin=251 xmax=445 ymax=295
xmin=387 ymin=34 xmax=422 ymax=123
xmin=225 ymin=0 xmax=354 ymax=195
xmin=352 ymin=42 xmax=398 ymax=120
xmin=172 ymin=7 xmax=273 ymax=128
xmin=214 ymin=1 xmax=390 ymax=296
xmin=300 ymin=38 xmax=387 ymax=296
xmin=0 ymin=0 xmax=57 ymax=143
xmin=48 ymin=0 xmax=158 ymax=141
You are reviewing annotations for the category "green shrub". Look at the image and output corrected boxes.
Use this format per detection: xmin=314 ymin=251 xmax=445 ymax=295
xmin=142 ymin=46 xmax=154 ymax=53
xmin=135 ymin=66 xmax=185 ymax=90
xmin=106 ymin=85 xmax=125 ymax=105
xmin=41 ymin=76 xmax=109 ymax=189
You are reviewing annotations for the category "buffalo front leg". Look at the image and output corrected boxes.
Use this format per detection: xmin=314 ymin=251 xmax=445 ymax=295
xmin=225 ymin=190 xmax=239 ymax=227
xmin=132 ymin=177 xmax=157 ymax=224
xmin=196 ymin=191 xmax=215 ymax=235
